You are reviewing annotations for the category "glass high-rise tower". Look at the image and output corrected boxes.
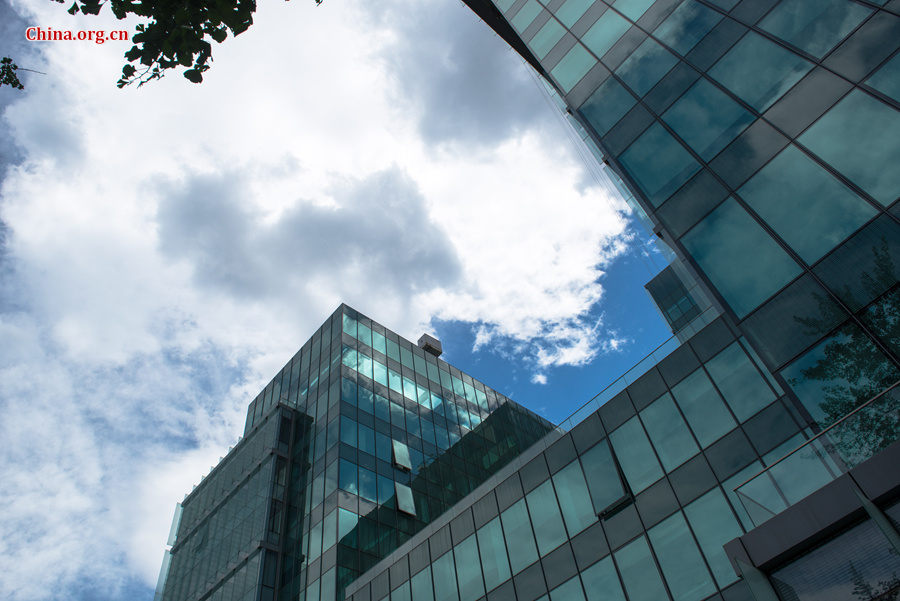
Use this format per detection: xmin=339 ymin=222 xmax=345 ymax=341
xmin=156 ymin=2 xmax=900 ymax=600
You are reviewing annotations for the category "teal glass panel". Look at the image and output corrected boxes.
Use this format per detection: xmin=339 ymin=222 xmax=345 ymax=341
xmin=526 ymin=480 xmax=568 ymax=555
xmin=377 ymin=473 xmax=393 ymax=504
xmin=581 ymin=439 xmax=627 ymax=512
xmin=501 ymin=498 xmax=539 ymax=572
xmin=579 ymin=76 xmax=636 ymax=136
xmin=392 ymin=582 xmax=411 ymax=601
xmin=614 ymin=536 xmax=669 ymax=601
xmin=339 ymin=458 xmax=357 ymax=494
xmin=307 ymin=578 xmax=320 ymax=601
xmin=723 ymin=461 xmax=778 ymax=530
xmin=495 ymin=0 xmax=516 ymax=11
xmin=551 ymin=44 xmax=597 ymax=92
xmin=648 ymin=512 xmax=716 ymax=601
xmin=376 ymin=431 xmax=391 ymax=462
xmin=512 ymin=0 xmax=543 ymax=32
xmin=552 ymin=460 xmax=597 ymax=536
xmin=619 ymin=123 xmax=700 ymax=207
xmin=681 ymin=198 xmax=802 ymax=318
xmin=684 ymin=489 xmax=744 ymax=587
xmin=863 ymin=287 xmax=900 ymax=357
xmin=372 ymin=330 xmax=386 ymax=355
xmin=616 ymin=38 xmax=678 ymax=97
xmin=360 ymin=467 xmax=376 ymax=502
xmin=477 ymin=517 xmax=511 ymax=591
xmin=663 ymin=78 xmax=755 ymax=160
xmin=340 ymin=416 xmax=357 ymax=447
xmin=433 ymin=551 xmax=459 ymax=601
xmin=322 ymin=509 xmax=337 ymax=551
xmin=639 ymin=393 xmax=699 ymax=471
xmin=529 ymin=19 xmax=566 ymax=60
xmin=705 ymin=342 xmax=775 ymax=422
xmin=613 ymin=0 xmax=656 ymax=21
xmin=654 ymin=0 xmax=723 ymax=55
xmin=759 ymin=0 xmax=871 ymax=58
xmin=780 ymin=324 xmax=900 ymax=429
xmin=764 ymin=433 xmax=839 ymax=505
xmin=454 ymin=535 xmax=485 ymax=601
xmin=799 ymin=90 xmax=900 ymax=206
xmin=392 ymin=439 xmax=412 ymax=470
xmin=740 ymin=145 xmax=877 ymax=264
xmin=342 ymin=313 xmax=357 ymax=337
xmin=411 ymin=566 xmax=434 ymax=601
xmin=581 ymin=556 xmax=626 ymax=601
xmin=707 ymin=0 xmax=738 ymax=7
xmin=582 ymin=9 xmax=631 ymax=58
xmin=338 ymin=508 xmax=358 ymax=542
xmin=342 ymin=346 xmax=357 ymax=371
xmin=556 ymin=0 xmax=594 ymax=28
xmin=373 ymin=360 xmax=388 ymax=387
xmin=549 ymin=576 xmax=586 ymax=601
xmin=396 ymin=481 xmax=416 ymax=515
xmin=671 ymin=368 xmax=736 ymax=447
xmin=359 ymin=424 xmax=375 ymax=455
xmin=867 ymin=53 xmax=900 ymax=103
xmin=709 ymin=31 xmax=813 ymax=111
xmin=609 ymin=416 xmax=664 ymax=493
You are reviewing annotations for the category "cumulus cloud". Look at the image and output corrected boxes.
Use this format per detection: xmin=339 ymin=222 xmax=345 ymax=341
xmin=0 ymin=0 xmax=635 ymax=598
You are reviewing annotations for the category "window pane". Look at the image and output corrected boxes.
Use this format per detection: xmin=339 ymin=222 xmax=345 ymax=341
xmin=512 ymin=0 xmax=542 ymax=33
xmin=526 ymin=480 xmax=568 ymax=555
xmin=339 ymin=458 xmax=358 ymax=494
xmin=582 ymin=9 xmax=631 ymax=58
xmin=640 ymin=393 xmax=699 ymax=471
xmin=683 ymin=488 xmax=743 ymax=587
xmin=529 ymin=19 xmax=566 ymax=60
xmin=392 ymin=582 xmax=411 ymax=601
xmin=581 ymin=556 xmax=626 ymax=601
xmin=556 ymin=0 xmax=594 ymax=28
xmin=552 ymin=44 xmax=597 ymax=92
xmin=613 ymin=0 xmax=655 ymax=21
xmin=552 ymin=460 xmax=597 ymax=536
xmin=614 ymin=536 xmax=669 ymax=601
xmin=648 ymin=512 xmax=716 ymax=601
xmin=654 ymin=0 xmax=723 ymax=56
xmin=581 ymin=439 xmax=627 ymax=513
xmin=477 ymin=517 xmax=511 ymax=591
xmin=779 ymin=324 xmax=900 ymax=429
xmin=739 ymin=145 xmax=877 ymax=264
xmin=620 ymin=123 xmax=700 ymax=207
xmin=705 ymin=342 xmax=775 ymax=422
xmin=411 ymin=566 xmax=434 ymax=601
xmin=360 ymin=467 xmax=376 ymax=502
xmin=867 ymin=52 xmax=900 ymax=103
xmin=609 ymin=416 xmax=663 ymax=494
xmin=549 ymin=576 xmax=586 ymax=601
xmin=671 ymin=368 xmax=736 ymax=447
xmin=454 ymin=535 xmax=485 ymax=601
xmin=579 ymin=76 xmax=636 ymax=137
xmin=501 ymin=498 xmax=539 ymax=573
xmin=710 ymin=31 xmax=813 ymax=111
xmin=759 ymin=0 xmax=871 ymax=58
xmin=616 ymin=38 xmax=678 ymax=97
xmin=663 ymin=78 xmax=755 ymax=160
xmin=433 ymin=552 xmax=459 ymax=601
xmin=396 ymin=482 xmax=416 ymax=516
xmin=799 ymin=90 xmax=900 ymax=206
xmin=340 ymin=416 xmax=357 ymax=447
xmin=681 ymin=197 xmax=802 ymax=318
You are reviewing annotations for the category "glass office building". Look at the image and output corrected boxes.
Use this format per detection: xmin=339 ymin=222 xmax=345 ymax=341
xmin=157 ymin=1 xmax=900 ymax=600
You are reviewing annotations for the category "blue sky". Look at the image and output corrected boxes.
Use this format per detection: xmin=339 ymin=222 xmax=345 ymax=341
xmin=0 ymin=0 xmax=673 ymax=599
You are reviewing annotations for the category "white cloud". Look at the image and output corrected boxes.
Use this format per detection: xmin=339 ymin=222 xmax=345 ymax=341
xmin=0 ymin=0 xmax=635 ymax=598
xmin=531 ymin=373 xmax=547 ymax=385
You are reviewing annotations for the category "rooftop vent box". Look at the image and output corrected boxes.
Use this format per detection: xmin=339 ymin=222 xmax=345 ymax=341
xmin=417 ymin=334 xmax=442 ymax=358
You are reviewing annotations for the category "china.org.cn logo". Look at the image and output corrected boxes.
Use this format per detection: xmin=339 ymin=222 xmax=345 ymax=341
xmin=25 ymin=26 xmax=128 ymax=44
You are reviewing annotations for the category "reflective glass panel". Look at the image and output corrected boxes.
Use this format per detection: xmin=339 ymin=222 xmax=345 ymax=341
xmin=739 ymin=145 xmax=877 ymax=264
xmin=552 ymin=460 xmax=597 ymax=536
xmin=654 ymin=0 xmax=723 ymax=56
xmin=759 ymin=0 xmax=871 ymax=58
xmin=619 ymin=123 xmax=700 ymax=207
xmin=710 ymin=32 xmax=813 ymax=111
xmin=550 ymin=577 xmax=586 ymax=601
xmin=581 ymin=556 xmax=626 ymax=601
xmin=671 ymin=368 xmax=736 ymax=447
xmin=614 ymin=536 xmax=669 ymax=601
xmin=867 ymin=52 xmax=900 ymax=103
xmin=581 ymin=439 xmax=627 ymax=513
xmin=530 ymin=18 xmax=566 ymax=60
xmin=799 ymin=90 xmax=900 ymax=206
xmin=500 ymin=498 xmax=539 ymax=573
xmin=582 ymin=9 xmax=631 ymax=58
xmin=396 ymin=482 xmax=416 ymax=516
xmin=609 ymin=416 xmax=664 ymax=494
xmin=411 ymin=566 xmax=434 ymax=601
xmin=454 ymin=535 xmax=484 ymax=601
xmin=526 ymin=480 xmax=568 ymax=555
xmin=683 ymin=488 xmax=743 ymax=587
xmin=663 ymin=78 xmax=755 ymax=160
xmin=613 ymin=0 xmax=656 ymax=21
xmin=392 ymin=582 xmax=411 ymax=601
xmin=616 ymin=38 xmax=679 ymax=97
xmin=705 ymin=342 xmax=775 ymax=422
xmin=433 ymin=551 xmax=459 ymax=601
xmin=551 ymin=44 xmax=597 ymax=92
xmin=640 ymin=393 xmax=699 ymax=471
xmin=512 ymin=0 xmax=543 ymax=33
xmin=681 ymin=198 xmax=802 ymax=318
xmin=648 ymin=512 xmax=716 ymax=601
xmin=556 ymin=0 xmax=594 ymax=28
xmin=579 ymin=76 xmax=636 ymax=137
xmin=477 ymin=517 xmax=511 ymax=591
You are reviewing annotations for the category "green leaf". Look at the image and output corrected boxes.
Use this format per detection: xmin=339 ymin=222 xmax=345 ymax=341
xmin=67 ymin=2 xmax=79 ymax=15
xmin=183 ymin=69 xmax=203 ymax=83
